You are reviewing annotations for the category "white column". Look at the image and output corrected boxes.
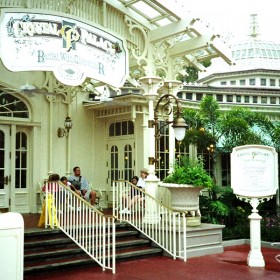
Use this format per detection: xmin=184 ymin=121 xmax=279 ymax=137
xmin=247 ymin=197 xmax=265 ymax=267
xmin=139 ymin=76 xmax=163 ymax=224
xmin=139 ymin=76 xmax=163 ymax=178
xmin=49 ymin=101 xmax=54 ymax=174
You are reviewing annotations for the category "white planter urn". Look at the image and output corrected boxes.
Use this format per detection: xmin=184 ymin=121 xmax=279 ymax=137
xmin=159 ymin=182 xmax=205 ymax=227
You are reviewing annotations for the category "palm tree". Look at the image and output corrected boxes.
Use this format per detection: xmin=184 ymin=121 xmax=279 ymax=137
xmin=182 ymin=95 xmax=279 ymax=221
xmin=183 ymin=95 xmax=276 ymax=162
xmin=182 ymin=96 xmax=277 ymax=190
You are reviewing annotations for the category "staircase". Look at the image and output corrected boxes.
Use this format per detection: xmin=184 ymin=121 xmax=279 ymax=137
xmin=24 ymin=222 xmax=163 ymax=276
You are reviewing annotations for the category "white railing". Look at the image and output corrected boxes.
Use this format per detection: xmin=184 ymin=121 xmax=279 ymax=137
xmin=44 ymin=182 xmax=116 ymax=274
xmin=113 ymin=180 xmax=187 ymax=261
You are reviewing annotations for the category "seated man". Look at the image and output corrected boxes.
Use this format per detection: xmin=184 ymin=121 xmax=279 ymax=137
xmin=67 ymin=166 xmax=96 ymax=206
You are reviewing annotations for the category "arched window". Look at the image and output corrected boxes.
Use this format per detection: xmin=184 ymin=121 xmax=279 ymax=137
xmin=0 ymin=92 xmax=29 ymax=118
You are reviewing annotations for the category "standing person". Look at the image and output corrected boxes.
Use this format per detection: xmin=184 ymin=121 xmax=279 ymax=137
xmin=68 ymin=166 xmax=97 ymax=206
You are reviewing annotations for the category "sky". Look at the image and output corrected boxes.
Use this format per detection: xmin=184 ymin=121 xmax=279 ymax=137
xmin=163 ymin=0 xmax=280 ymax=43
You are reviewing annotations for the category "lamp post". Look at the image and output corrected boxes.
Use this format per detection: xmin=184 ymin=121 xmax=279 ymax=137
xmin=148 ymin=90 xmax=188 ymax=170
xmin=139 ymin=77 xmax=187 ymax=223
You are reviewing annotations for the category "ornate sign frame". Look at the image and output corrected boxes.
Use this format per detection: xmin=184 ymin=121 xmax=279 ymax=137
xmin=0 ymin=9 xmax=128 ymax=87
xmin=231 ymin=145 xmax=278 ymax=198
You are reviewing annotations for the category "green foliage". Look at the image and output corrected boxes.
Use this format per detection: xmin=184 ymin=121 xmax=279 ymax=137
xmin=177 ymin=60 xmax=212 ymax=83
xmin=219 ymin=107 xmax=275 ymax=152
xmin=163 ymin=156 xmax=213 ymax=188
xmin=201 ymin=189 xmax=280 ymax=242
xmin=182 ymin=108 xmax=215 ymax=150
xmin=199 ymin=96 xmax=220 ymax=130
xmin=209 ymin=201 xmax=230 ymax=216
xmin=182 ymin=96 xmax=278 ymax=153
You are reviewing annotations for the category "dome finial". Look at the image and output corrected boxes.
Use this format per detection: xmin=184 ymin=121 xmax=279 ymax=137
xmin=249 ymin=13 xmax=259 ymax=39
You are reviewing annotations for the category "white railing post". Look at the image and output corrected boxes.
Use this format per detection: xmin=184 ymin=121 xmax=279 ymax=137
xmin=115 ymin=180 xmax=187 ymax=261
xmin=45 ymin=182 xmax=116 ymax=273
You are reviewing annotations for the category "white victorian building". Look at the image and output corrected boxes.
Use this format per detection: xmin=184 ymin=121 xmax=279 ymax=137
xmin=0 ymin=0 xmax=233 ymax=214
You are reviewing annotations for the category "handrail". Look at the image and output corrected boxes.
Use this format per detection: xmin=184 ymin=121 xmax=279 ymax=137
xmin=44 ymin=181 xmax=116 ymax=274
xmin=113 ymin=180 xmax=187 ymax=261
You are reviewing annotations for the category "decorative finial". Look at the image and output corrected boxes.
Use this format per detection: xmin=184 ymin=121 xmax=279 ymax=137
xmin=249 ymin=14 xmax=260 ymax=39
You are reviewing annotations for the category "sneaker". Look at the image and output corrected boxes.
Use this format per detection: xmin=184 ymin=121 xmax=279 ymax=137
xmin=119 ymin=208 xmax=131 ymax=214
xmin=68 ymin=205 xmax=75 ymax=211
xmin=119 ymin=208 xmax=127 ymax=214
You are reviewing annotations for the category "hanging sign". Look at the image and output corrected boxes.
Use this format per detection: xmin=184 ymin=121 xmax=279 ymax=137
xmin=231 ymin=145 xmax=278 ymax=197
xmin=0 ymin=10 xmax=129 ymax=87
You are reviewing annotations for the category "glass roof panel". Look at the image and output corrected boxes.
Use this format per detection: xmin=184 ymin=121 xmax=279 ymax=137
xmin=132 ymin=1 xmax=161 ymax=18
xmin=117 ymin=0 xmax=180 ymax=27
xmin=156 ymin=18 xmax=173 ymax=26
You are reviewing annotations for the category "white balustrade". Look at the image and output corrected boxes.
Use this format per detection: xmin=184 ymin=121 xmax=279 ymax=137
xmin=44 ymin=182 xmax=116 ymax=274
xmin=113 ymin=180 xmax=187 ymax=261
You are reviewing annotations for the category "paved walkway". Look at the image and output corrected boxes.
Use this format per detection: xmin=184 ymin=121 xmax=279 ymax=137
xmin=22 ymin=214 xmax=280 ymax=280
xmin=23 ymin=244 xmax=280 ymax=280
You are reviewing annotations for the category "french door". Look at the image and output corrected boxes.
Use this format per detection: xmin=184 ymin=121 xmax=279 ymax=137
xmin=108 ymin=140 xmax=135 ymax=185
xmin=0 ymin=124 xmax=29 ymax=212
xmin=0 ymin=125 xmax=11 ymax=209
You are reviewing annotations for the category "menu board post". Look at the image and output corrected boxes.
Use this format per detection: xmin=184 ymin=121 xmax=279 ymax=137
xmin=231 ymin=145 xmax=278 ymax=267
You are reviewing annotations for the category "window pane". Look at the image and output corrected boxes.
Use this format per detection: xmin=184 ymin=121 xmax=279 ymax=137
xmin=186 ymin=93 xmax=192 ymax=100
xmin=15 ymin=132 xmax=27 ymax=189
xmin=0 ymin=92 xmax=29 ymax=118
xmin=249 ymin=79 xmax=255 ymax=85
xmin=122 ymin=121 xmax=128 ymax=135
xmin=196 ymin=93 xmax=203 ymax=101
xmin=0 ymin=131 xmax=4 ymax=149
xmin=261 ymin=78 xmax=266 ymax=86
xmin=115 ymin=122 xmax=121 ymax=136
xmin=128 ymin=121 xmax=134 ymax=134
xmin=226 ymin=95 xmax=233 ymax=102
xmin=109 ymin=123 xmax=114 ymax=136
xmin=0 ymin=169 xmax=4 ymax=189
xmin=270 ymin=79 xmax=276 ymax=86
xmin=271 ymin=97 xmax=276 ymax=104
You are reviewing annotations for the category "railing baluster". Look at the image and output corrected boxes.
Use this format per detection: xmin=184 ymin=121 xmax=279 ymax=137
xmin=44 ymin=181 xmax=115 ymax=273
xmin=114 ymin=180 xmax=187 ymax=261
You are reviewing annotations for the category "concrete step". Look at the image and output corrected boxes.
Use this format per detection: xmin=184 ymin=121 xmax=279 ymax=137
xmin=24 ymin=223 xmax=163 ymax=275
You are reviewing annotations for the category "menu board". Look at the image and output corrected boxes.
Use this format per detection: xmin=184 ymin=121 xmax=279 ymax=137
xmin=231 ymin=145 xmax=278 ymax=197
